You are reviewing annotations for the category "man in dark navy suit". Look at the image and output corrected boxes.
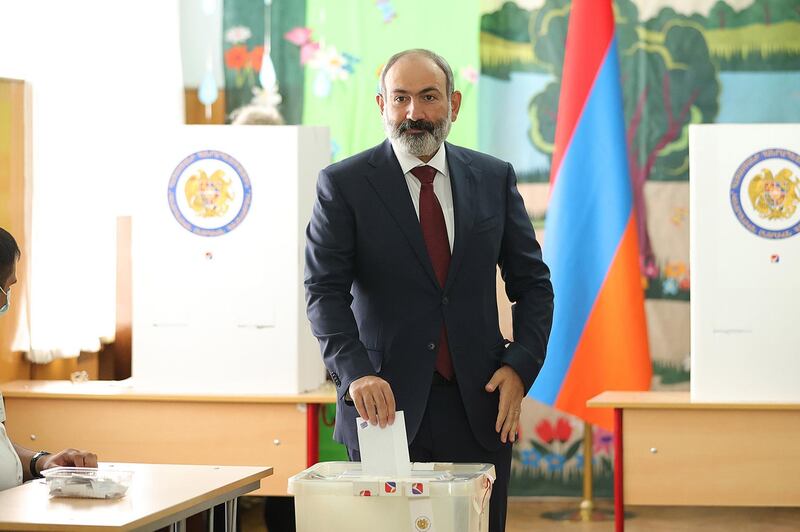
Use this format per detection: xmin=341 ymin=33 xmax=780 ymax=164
xmin=305 ymin=49 xmax=553 ymax=532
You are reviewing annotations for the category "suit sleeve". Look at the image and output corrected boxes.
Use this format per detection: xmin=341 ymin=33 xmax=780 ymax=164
xmin=304 ymin=169 xmax=376 ymax=401
xmin=497 ymin=162 xmax=554 ymax=393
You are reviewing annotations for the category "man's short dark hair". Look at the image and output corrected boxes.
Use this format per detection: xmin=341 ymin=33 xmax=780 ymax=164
xmin=0 ymin=227 xmax=20 ymax=280
xmin=380 ymin=49 xmax=455 ymax=99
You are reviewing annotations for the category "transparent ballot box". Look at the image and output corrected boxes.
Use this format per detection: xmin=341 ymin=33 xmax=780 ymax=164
xmin=288 ymin=462 xmax=495 ymax=532
xmin=41 ymin=467 xmax=133 ymax=499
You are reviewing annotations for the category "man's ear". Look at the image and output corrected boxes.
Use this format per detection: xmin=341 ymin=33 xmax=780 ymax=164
xmin=376 ymin=93 xmax=385 ymax=115
xmin=450 ymin=91 xmax=462 ymax=122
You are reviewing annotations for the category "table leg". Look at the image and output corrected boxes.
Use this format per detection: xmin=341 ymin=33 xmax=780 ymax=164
xmin=614 ymin=407 xmax=624 ymax=532
xmin=208 ymin=506 xmax=214 ymax=532
xmin=225 ymin=497 xmax=238 ymax=532
xmin=307 ymin=403 xmax=320 ymax=467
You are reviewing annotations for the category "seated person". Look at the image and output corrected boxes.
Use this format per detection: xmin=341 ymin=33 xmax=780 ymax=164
xmin=0 ymin=227 xmax=98 ymax=490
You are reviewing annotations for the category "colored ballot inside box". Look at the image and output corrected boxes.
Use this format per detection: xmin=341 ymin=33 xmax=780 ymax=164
xmin=288 ymin=462 xmax=495 ymax=532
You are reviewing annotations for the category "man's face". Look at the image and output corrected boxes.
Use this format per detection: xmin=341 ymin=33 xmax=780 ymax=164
xmin=0 ymin=263 xmax=17 ymax=309
xmin=377 ymin=54 xmax=462 ymax=158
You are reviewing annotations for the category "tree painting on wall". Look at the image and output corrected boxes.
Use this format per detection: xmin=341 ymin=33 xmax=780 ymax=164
xmin=527 ymin=0 xmax=719 ymax=275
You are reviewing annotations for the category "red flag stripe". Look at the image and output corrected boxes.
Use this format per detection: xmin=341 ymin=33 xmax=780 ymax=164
xmin=549 ymin=0 xmax=615 ymax=185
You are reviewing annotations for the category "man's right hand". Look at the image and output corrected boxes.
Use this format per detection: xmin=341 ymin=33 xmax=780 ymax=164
xmin=348 ymin=376 xmax=396 ymax=428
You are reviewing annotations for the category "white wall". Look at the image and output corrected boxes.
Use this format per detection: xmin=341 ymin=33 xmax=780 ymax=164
xmin=179 ymin=0 xmax=225 ymax=88
xmin=0 ymin=0 xmax=184 ymax=359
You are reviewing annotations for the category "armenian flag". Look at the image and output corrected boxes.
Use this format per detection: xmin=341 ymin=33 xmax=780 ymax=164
xmin=530 ymin=0 xmax=652 ymax=430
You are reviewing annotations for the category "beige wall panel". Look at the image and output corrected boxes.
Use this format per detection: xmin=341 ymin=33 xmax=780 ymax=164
xmin=4 ymin=398 xmax=306 ymax=496
xmin=184 ymin=88 xmax=226 ymax=125
xmin=0 ymin=78 xmax=30 ymax=382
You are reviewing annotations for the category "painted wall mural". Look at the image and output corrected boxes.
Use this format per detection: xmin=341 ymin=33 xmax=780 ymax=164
xmin=223 ymin=0 xmax=306 ymax=124
xmin=480 ymin=0 xmax=800 ymax=495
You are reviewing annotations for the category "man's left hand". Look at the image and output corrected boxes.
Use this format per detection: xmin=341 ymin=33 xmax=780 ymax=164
xmin=40 ymin=448 xmax=98 ymax=472
xmin=485 ymin=365 xmax=524 ymax=444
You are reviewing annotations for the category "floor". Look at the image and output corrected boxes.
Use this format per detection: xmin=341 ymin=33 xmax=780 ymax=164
xmin=239 ymin=497 xmax=800 ymax=531
xmin=505 ymin=499 xmax=800 ymax=531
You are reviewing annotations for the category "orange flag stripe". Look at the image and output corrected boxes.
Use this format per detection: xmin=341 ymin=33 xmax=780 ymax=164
xmin=554 ymin=215 xmax=651 ymax=430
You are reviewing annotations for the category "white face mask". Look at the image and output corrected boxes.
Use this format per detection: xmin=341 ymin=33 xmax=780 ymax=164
xmin=0 ymin=286 xmax=9 ymax=315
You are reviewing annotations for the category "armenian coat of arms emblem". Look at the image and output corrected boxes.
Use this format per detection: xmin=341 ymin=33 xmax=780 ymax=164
xmin=414 ymin=516 xmax=431 ymax=531
xmin=730 ymin=148 xmax=800 ymax=239
xmin=168 ymin=150 xmax=252 ymax=237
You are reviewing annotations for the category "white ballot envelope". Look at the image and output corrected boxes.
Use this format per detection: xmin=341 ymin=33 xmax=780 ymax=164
xmin=355 ymin=410 xmax=411 ymax=477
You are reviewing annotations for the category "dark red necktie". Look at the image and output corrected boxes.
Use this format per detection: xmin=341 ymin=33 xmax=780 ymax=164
xmin=410 ymin=165 xmax=454 ymax=380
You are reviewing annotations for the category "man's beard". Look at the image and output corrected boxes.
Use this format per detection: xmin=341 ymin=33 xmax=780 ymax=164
xmin=383 ymin=109 xmax=452 ymax=158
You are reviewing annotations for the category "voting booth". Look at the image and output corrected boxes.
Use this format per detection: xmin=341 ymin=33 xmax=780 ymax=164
xmin=690 ymin=124 xmax=800 ymax=402
xmin=132 ymin=125 xmax=330 ymax=393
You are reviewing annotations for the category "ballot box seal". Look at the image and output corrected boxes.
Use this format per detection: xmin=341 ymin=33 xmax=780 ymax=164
xmin=730 ymin=148 xmax=800 ymax=240
xmin=168 ymin=150 xmax=253 ymax=237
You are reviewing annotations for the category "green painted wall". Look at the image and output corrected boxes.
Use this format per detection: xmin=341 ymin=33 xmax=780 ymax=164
xmin=301 ymin=0 xmax=480 ymax=160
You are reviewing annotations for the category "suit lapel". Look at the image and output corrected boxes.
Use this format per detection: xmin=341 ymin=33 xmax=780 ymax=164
xmin=444 ymin=143 xmax=477 ymax=294
xmin=365 ymin=140 xmax=440 ymax=289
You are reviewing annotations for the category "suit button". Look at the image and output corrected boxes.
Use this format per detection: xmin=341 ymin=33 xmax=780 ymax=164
xmin=427 ymin=342 xmax=436 ymax=351
xmin=441 ymin=296 xmax=449 ymax=305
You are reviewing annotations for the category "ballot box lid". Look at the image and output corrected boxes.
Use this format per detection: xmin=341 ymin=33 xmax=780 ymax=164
xmin=288 ymin=461 xmax=495 ymax=498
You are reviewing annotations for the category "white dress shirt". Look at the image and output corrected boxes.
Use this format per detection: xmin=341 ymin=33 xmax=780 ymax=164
xmin=390 ymin=141 xmax=455 ymax=252
xmin=0 ymin=392 xmax=23 ymax=491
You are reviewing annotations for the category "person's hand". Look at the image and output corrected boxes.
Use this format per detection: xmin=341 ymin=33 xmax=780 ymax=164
xmin=485 ymin=365 xmax=524 ymax=443
xmin=349 ymin=376 xmax=396 ymax=428
xmin=40 ymin=448 xmax=98 ymax=473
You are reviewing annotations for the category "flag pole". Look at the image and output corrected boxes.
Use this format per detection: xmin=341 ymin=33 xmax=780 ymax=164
xmin=541 ymin=421 xmax=616 ymax=522
xmin=580 ymin=421 xmax=595 ymax=521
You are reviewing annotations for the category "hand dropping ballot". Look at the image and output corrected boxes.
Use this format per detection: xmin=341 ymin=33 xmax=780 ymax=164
xmin=355 ymin=411 xmax=411 ymax=476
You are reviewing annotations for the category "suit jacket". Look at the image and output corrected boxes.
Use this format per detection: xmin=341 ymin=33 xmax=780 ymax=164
xmin=304 ymin=140 xmax=553 ymax=452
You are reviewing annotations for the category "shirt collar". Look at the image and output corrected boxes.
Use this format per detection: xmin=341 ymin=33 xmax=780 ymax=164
xmin=390 ymin=140 xmax=449 ymax=177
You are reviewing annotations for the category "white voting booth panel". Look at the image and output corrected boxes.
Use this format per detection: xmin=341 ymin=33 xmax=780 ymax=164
xmin=690 ymin=124 xmax=800 ymax=402
xmin=132 ymin=126 xmax=329 ymax=393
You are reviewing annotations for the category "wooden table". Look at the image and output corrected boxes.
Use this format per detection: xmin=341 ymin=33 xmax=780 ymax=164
xmin=0 ymin=380 xmax=335 ymax=496
xmin=588 ymin=391 xmax=800 ymax=532
xmin=0 ymin=462 xmax=272 ymax=531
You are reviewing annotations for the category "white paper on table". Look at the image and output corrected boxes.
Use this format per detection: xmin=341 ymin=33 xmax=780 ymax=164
xmin=355 ymin=410 xmax=411 ymax=477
